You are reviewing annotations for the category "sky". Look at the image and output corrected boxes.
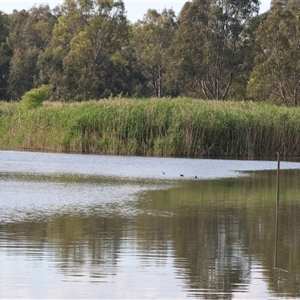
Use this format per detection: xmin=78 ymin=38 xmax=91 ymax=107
xmin=1 ymin=0 xmax=271 ymax=23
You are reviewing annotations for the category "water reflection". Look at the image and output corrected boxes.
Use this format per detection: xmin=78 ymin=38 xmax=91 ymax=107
xmin=137 ymin=170 xmax=300 ymax=299
xmin=0 ymin=151 xmax=300 ymax=298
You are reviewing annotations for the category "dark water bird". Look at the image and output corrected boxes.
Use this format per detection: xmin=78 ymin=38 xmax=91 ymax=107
xmin=180 ymin=174 xmax=184 ymax=177
xmin=162 ymin=172 xmax=165 ymax=175
xmin=195 ymin=176 xmax=198 ymax=179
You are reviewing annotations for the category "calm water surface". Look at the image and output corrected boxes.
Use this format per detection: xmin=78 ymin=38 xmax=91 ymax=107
xmin=0 ymin=150 xmax=300 ymax=299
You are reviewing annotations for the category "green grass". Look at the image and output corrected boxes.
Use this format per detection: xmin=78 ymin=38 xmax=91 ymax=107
xmin=1 ymin=98 xmax=300 ymax=158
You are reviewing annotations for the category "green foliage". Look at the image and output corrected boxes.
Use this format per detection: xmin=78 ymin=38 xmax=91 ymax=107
xmin=249 ymin=0 xmax=300 ymax=106
xmin=0 ymin=12 xmax=11 ymax=100
xmin=19 ymin=85 xmax=51 ymax=110
xmin=40 ymin=0 xmax=129 ymax=101
xmin=3 ymin=0 xmax=300 ymax=102
xmin=169 ymin=0 xmax=259 ymax=100
xmin=0 ymin=0 xmax=268 ymax=101
xmin=7 ymin=6 xmax=57 ymax=100
xmin=2 ymin=98 xmax=300 ymax=158
xmin=131 ymin=9 xmax=177 ymax=97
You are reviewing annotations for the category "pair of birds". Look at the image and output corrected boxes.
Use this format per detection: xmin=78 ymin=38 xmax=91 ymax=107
xmin=180 ymin=174 xmax=198 ymax=179
xmin=162 ymin=172 xmax=197 ymax=179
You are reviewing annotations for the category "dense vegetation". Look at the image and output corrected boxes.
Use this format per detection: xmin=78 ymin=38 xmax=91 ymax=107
xmin=0 ymin=0 xmax=298 ymax=105
xmin=1 ymin=98 xmax=300 ymax=158
xmin=1 ymin=0 xmax=300 ymax=158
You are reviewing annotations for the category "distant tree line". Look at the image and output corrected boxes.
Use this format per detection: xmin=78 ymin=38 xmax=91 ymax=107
xmin=0 ymin=0 xmax=299 ymax=105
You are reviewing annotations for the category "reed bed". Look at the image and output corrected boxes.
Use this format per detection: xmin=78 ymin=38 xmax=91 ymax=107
xmin=1 ymin=98 xmax=300 ymax=158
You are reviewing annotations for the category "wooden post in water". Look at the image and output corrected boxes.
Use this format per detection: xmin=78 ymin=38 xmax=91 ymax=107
xmin=276 ymin=152 xmax=280 ymax=207
xmin=274 ymin=151 xmax=280 ymax=268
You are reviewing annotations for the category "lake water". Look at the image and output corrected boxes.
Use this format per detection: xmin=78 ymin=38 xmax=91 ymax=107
xmin=0 ymin=150 xmax=300 ymax=299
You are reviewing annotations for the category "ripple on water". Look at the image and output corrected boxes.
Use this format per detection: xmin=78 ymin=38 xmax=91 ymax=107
xmin=0 ymin=151 xmax=300 ymax=299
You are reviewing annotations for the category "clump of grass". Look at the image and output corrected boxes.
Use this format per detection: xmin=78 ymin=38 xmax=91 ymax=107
xmin=1 ymin=98 xmax=300 ymax=158
xmin=0 ymin=101 xmax=18 ymax=116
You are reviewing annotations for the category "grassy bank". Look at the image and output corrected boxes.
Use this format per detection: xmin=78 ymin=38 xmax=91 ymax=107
xmin=1 ymin=98 xmax=300 ymax=158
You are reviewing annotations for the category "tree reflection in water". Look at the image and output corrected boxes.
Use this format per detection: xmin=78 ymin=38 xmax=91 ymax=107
xmin=0 ymin=169 xmax=300 ymax=298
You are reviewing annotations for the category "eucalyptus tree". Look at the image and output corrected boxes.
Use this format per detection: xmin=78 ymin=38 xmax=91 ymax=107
xmin=5 ymin=9 xmax=29 ymax=100
xmin=7 ymin=6 xmax=57 ymax=100
xmin=227 ymin=12 xmax=268 ymax=99
xmin=40 ymin=0 xmax=129 ymax=101
xmin=170 ymin=0 xmax=260 ymax=100
xmin=0 ymin=12 xmax=10 ymax=99
xmin=131 ymin=9 xmax=178 ymax=97
xmin=247 ymin=0 xmax=300 ymax=106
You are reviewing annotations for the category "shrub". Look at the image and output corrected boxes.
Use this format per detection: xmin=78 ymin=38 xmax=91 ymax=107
xmin=19 ymin=85 xmax=51 ymax=110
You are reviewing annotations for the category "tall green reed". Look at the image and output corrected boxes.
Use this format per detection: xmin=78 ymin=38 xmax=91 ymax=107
xmin=1 ymin=98 xmax=300 ymax=158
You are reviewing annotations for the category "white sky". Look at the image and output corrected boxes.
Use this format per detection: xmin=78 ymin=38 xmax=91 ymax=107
xmin=0 ymin=0 xmax=271 ymax=22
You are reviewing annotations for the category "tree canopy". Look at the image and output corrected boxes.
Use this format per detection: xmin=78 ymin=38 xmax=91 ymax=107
xmin=131 ymin=8 xmax=178 ymax=98
xmin=2 ymin=0 xmax=300 ymax=105
xmin=248 ymin=0 xmax=300 ymax=106
xmin=169 ymin=0 xmax=259 ymax=100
